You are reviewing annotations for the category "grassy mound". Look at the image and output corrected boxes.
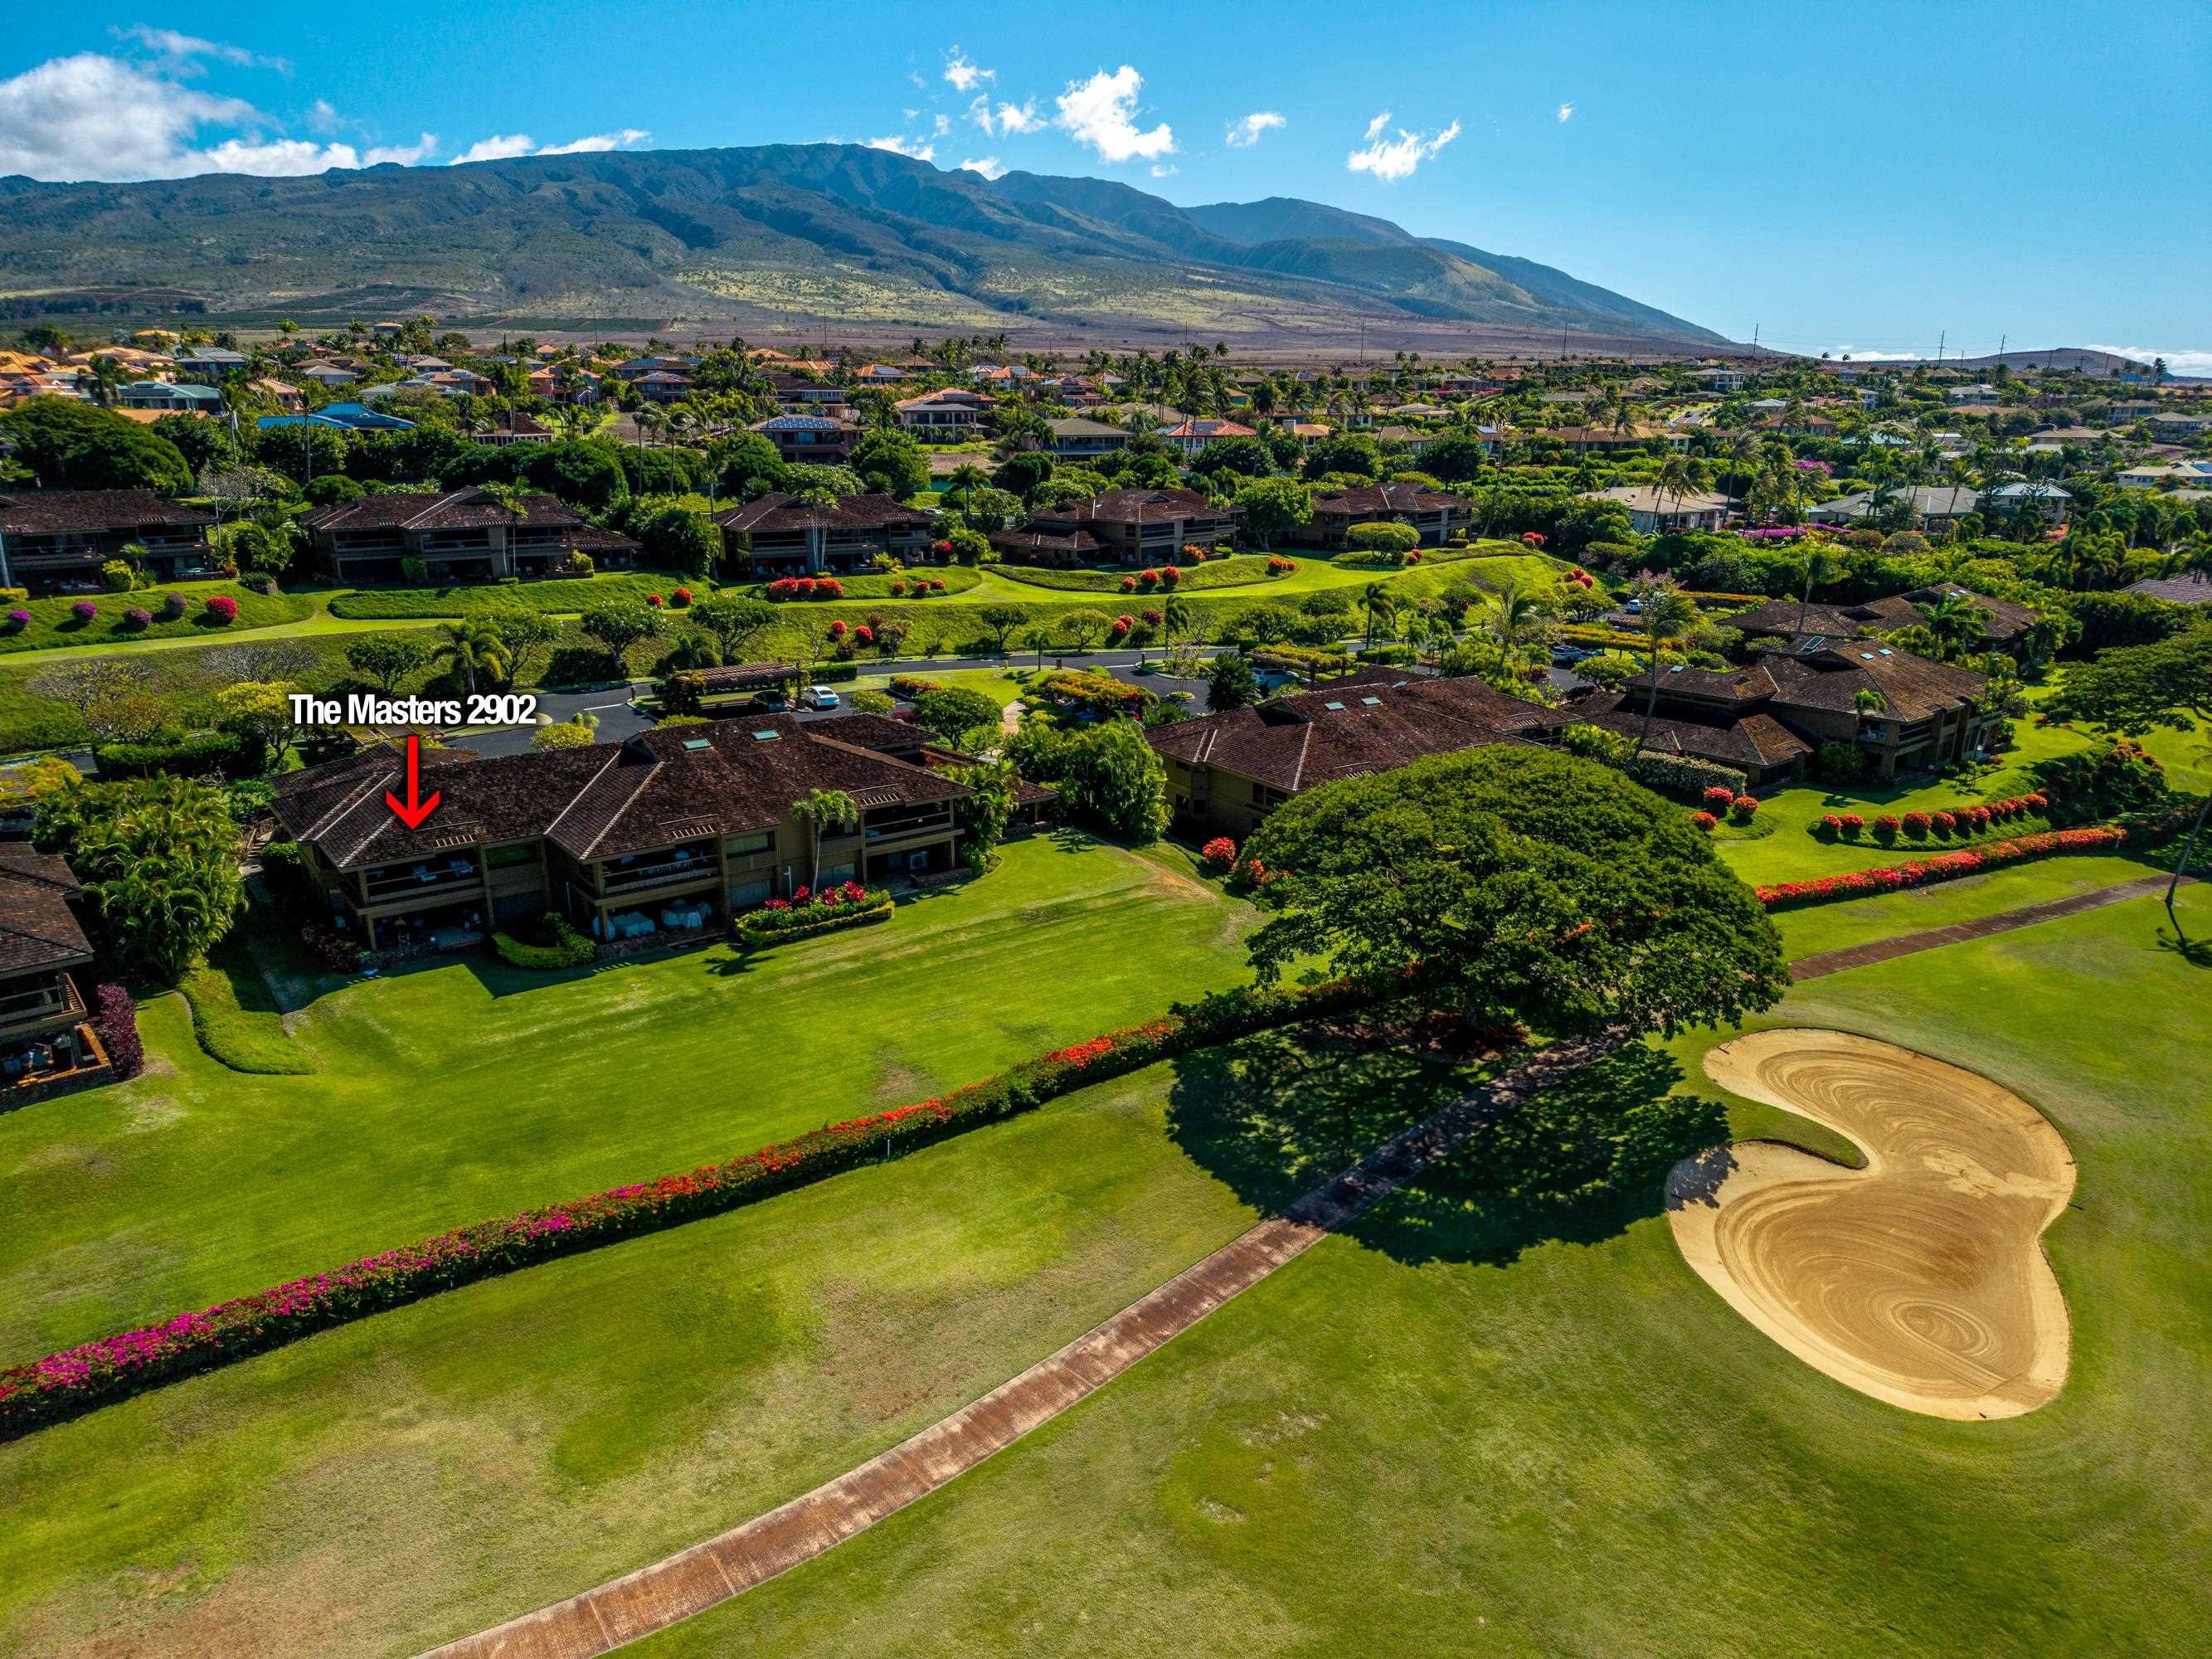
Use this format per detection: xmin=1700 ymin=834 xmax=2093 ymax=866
xmin=0 ymin=581 xmax=309 ymax=656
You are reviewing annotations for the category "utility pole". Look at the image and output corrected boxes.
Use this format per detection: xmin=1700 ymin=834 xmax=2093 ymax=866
xmin=1751 ymin=324 xmax=1760 ymax=358
xmin=1936 ymin=328 xmax=1945 ymax=366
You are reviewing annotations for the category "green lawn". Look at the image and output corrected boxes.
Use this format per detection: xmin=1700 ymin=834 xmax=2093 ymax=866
xmin=0 ymin=833 xmax=1259 ymax=1362
xmin=3 ymin=868 xmax=2204 ymax=1654
xmin=0 ymin=580 xmax=310 ymax=657
xmin=1772 ymin=853 xmax=2166 ymax=958
xmin=632 ymin=883 xmax=2212 ymax=1659
xmin=324 ymin=572 xmax=699 ymax=620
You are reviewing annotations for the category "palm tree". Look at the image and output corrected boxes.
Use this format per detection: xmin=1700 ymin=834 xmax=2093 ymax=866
xmin=1917 ymin=591 xmax=1985 ymax=660
xmin=1649 ymin=454 xmax=1714 ymax=533
xmin=1628 ymin=572 xmax=1699 ymax=751
xmin=437 ymin=620 xmax=511 ymax=695
xmin=1360 ymin=581 xmax=1397 ymax=648
xmin=1796 ymin=543 xmax=1842 ymax=632
xmin=790 ymin=787 xmax=858 ymax=891
xmin=1487 ymin=581 xmax=1553 ymax=674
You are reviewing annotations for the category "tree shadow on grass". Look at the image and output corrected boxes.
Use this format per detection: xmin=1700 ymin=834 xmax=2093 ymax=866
xmin=1164 ymin=1029 xmax=1725 ymax=1270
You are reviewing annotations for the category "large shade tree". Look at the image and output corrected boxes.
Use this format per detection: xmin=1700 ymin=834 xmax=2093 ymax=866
xmin=1241 ymin=747 xmax=1787 ymax=1039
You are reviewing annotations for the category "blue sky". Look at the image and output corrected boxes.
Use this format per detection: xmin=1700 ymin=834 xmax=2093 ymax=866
xmin=3 ymin=2 xmax=2205 ymax=367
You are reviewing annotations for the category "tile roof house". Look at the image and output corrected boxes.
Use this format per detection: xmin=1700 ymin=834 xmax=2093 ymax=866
xmin=1553 ymin=636 xmax=1998 ymax=783
xmin=272 ymin=718 xmax=970 ymax=952
xmin=474 ymin=408 xmax=556 ymax=445
xmin=0 ymin=844 xmax=105 ymax=1087
xmin=1292 ymin=482 xmax=1476 ymax=549
xmin=1585 ymin=484 xmax=1739 ymax=534
xmin=893 ymin=390 xmax=989 ymax=435
xmin=258 ymin=400 xmax=417 ymax=435
xmin=1018 ymin=488 xmax=1237 ymax=567
xmin=302 ymin=489 xmax=638 ymax=583
xmin=1804 ymin=484 xmax=1981 ymax=529
xmin=1157 ymin=417 xmax=1257 ymax=458
xmin=712 ymin=492 xmax=934 ymax=577
xmin=1730 ymin=586 xmax=2039 ymax=649
xmin=0 ymin=489 xmax=216 ymax=591
xmin=1146 ymin=674 xmax=1549 ymax=836
xmin=749 ymin=413 xmax=863 ymax=465
xmin=1044 ymin=416 xmax=1133 ymax=460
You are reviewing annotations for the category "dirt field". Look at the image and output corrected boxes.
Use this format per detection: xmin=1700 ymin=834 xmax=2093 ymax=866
xmin=1667 ymin=1028 xmax=2074 ymax=1420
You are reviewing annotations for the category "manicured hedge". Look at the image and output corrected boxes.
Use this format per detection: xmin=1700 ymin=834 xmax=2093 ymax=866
xmin=733 ymin=882 xmax=892 ymax=947
xmin=992 ymin=555 xmax=1272 ymax=594
xmin=1610 ymin=750 xmax=1747 ymax=803
xmin=492 ymin=914 xmax=596 ymax=970
xmin=0 ymin=977 xmax=1369 ymax=1439
xmin=1755 ymin=809 xmax=2195 ymax=908
xmin=93 ymin=729 xmax=255 ymax=780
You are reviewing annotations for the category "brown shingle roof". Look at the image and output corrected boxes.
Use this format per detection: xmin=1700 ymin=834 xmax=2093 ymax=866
xmin=1147 ymin=674 xmax=1546 ymax=793
xmin=711 ymin=492 xmax=931 ymax=534
xmin=302 ymin=489 xmax=586 ymax=533
xmin=1028 ymin=487 xmax=1228 ymax=528
xmin=0 ymin=845 xmax=92 ymax=975
xmin=0 ymin=489 xmax=212 ymax=535
xmin=1761 ymin=642 xmax=1986 ymax=722
xmin=274 ymin=720 xmax=967 ymax=870
xmin=1309 ymin=483 xmax=1473 ymax=517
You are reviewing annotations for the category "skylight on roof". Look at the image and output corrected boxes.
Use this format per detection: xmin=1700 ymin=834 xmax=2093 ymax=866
xmin=682 ymin=737 xmax=711 ymax=750
xmin=1360 ymin=697 xmax=1382 ymax=706
xmin=1860 ymin=652 xmax=1875 ymax=659
xmin=1322 ymin=701 xmax=1344 ymax=711
xmin=751 ymin=729 xmax=780 ymax=742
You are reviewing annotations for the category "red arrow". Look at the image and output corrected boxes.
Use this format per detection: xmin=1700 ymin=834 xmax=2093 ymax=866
xmin=385 ymin=733 xmax=441 ymax=829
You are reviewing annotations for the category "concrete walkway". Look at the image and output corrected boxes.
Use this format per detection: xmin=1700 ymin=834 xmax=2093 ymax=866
xmin=418 ymin=1029 xmax=1626 ymax=1659
xmin=1789 ymin=873 xmax=2193 ymax=981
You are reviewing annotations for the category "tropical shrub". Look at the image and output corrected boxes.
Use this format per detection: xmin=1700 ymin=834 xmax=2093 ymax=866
xmin=1901 ymin=811 xmax=1931 ymax=839
xmin=1757 ymin=825 xmax=2155 ymax=908
xmin=492 ymin=913 xmax=596 ymax=970
xmin=1701 ymin=786 xmax=1735 ymax=810
xmin=94 ymin=984 xmax=142 ymax=1080
xmin=100 ymin=560 xmax=136 ymax=592
xmin=1874 ymin=815 xmax=1901 ymax=844
xmin=1692 ymin=810 xmax=1719 ymax=832
xmin=204 ymin=594 xmax=239 ymax=624
xmin=1729 ymin=795 xmax=1759 ymax=824
xmin=70 ymin=601 xmax=97 ymax=622
xmin=1200 ymin=836 xmax=1237 ymax=872
xmin=736 ymin=881 xmax=894 ymax=946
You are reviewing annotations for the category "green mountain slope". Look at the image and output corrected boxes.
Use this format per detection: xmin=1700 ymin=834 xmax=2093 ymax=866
xmin=0 ymin=144 xmax=1726 ymax=344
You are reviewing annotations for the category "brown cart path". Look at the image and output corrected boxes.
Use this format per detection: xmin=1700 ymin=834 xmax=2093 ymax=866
xmin=421 ymin=1029 xmax=1625 ymax=1659
xmin=1787 ymin=872 xmax=2189 ymax=980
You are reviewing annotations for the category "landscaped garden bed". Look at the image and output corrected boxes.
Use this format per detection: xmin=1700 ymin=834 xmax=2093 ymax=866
xmin=732 ymin=882 xmax=894 ymax=947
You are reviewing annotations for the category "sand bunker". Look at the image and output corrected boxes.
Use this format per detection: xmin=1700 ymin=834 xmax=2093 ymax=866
xmin=1666 ymin=1029 xmax=2074 ymax=1419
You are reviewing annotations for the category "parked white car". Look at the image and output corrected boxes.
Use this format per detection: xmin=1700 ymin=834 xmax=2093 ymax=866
xmin=800 ymin=684 xmax=840 ymax=710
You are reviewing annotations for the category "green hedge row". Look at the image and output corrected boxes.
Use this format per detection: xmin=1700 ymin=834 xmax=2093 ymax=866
xmin=492 ymin=914 xmax=597 ymax=970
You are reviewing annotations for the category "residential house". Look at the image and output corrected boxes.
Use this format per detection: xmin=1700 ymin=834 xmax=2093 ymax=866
xmin=894 ymin=389 xmax=989 ymax=436
xmin=1986 ymin=480 xmax=2072 ymax=524
xmin=115 ymin=382 xmax=222 ymax=415
xmin=631 ymin=371 xmax=695 ymax=404
xmin=1554 ymin=635 xmax=1998 ymax=783
xmin=853 ymin=364 xmax=911 ymax=384
xmin=474 ymin=409 xmax=557 ymax=445
xmin=1146 ymin=674 xmax=1549 ymax=838
xmin=1044 ymin=416 xmax=1132 ymax=461
xmin=0 ymin=845 xmax=105 ymax=1088
xmin=2118 ymin=460 xmax=2212 ymax=489
xmin=1694 ymin=367 xmax=1748 ymax=392
xmin=302 ymin=489 xmax=638 ymax=583
xmin=712 ymin=492 xmax=933 ymax=577
xmin=1018 ymin=488 xmax=1237 ymax=565
xmin=172 ymin=346 xmax=247 ymax=379
xmin=0 ymin=489 xmax=216 ymax=590
xmin=748 ymin=413 xmax=863 ymax=465
xmin=2149 ymin=413 xmax=2212 ymax=445
xmin=1946 ymin=383 xmax=2001 ymax=403
xmin=1292 ymin=482 xmax=1475 ymax=549
xmin=766 ymin=376 xmax=848 ymax=416
xmin=1803 ymin=484 xmax=1981 ymax=531
xmin=1583 ymin=484 xmax=1738 ymax=534
xmin=257 ymin=401 xmax=418 ymax=435
xmin=1539 ymin=423 xmax=1691 ymax=452
xmin=1729 ymin=586 xmax=2039 ymax=649
xmin=270 ymin=718 xmax=971 ymax=953
xmin=252 ymin=378 xmax=306 ymax=412
xmin=1157 ymin=417 xmax=1257 ymax=459
xmin=298 ymin=362 xmax=360 ymax=388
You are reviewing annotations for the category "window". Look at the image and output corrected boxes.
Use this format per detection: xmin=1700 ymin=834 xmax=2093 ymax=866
xmin=726 ymin=830 xmax=773 ymax=855
xmin=485 ymin=843 xmax=537 ymax=869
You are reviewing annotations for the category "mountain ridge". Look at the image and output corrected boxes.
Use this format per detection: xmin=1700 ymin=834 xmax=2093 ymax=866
xmin=0 ymin=143 xmax=1728 ymax=348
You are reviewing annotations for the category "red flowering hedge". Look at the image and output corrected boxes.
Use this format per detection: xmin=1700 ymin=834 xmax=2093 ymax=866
xmin=735 ymin=881 xmax=893 ymax=946
xmin=1816 ymin=795 xmax=2048 ymax=841
xmin=1758 ymin=825 xmax=2127 ymax=908
xmin=1702 ymin=786 xmax=1735 ymax=810
xmin=0 ymin=978 xmax=1367 ymax=1439
xmin=764 ymin=577 xmax=845 ymax=601
xmin=1200 ymin=835 xmax=1237 ymax=872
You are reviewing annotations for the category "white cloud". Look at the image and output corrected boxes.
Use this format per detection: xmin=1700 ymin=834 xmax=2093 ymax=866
xmin=112 ymin=26 xmax=289 ymax=75
xmin=1224 ymin=111 xmax=1285 ymax=148
xmin=451 ymin=134 xmax=537 ymax=163
xmin=1822 ymin=348 xmax=1923 ymax=362
xmin=943 ymin=48 xmax=994 ymax=94
xmin=1346 ymin=113 xmax=1461 ymax=182
xmin=959 ymin=156 xmax=1006 ymax=180
xmin=866 ymin=133 xmax=936 ymax=163
xmin=451 ymin=129 xmax=650 ymax=163
xmin=1557 ymin=101 xmax=1574 ymax=123
xmin=1055 ymin=66 xmax=1174 ymax=163
xmin=537 ymin=128 xmax=650 ymax=155
xmin=2083 ymin=345 xmax=2212 ymax=376
xmin=1150 ymin=163 xmax=1177 ymax=178
xmin=305 ymin=98 xmax=341 ymax=134
xmin=970 ymin=96 xmax=1043 ymax=137
xmin=0 ymin=51 xmax=430 ymax=180
xmin=932 ymin=113 xmax=950 ymax=137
